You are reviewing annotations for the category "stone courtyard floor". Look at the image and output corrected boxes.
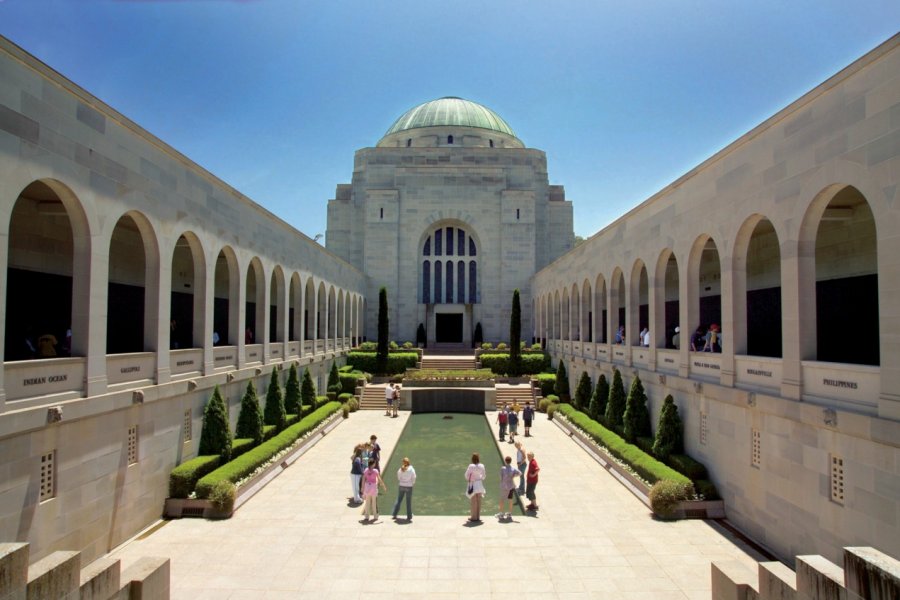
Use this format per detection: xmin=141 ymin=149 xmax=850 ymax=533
xmin=108 ymin=408 xmax=765 ymax=599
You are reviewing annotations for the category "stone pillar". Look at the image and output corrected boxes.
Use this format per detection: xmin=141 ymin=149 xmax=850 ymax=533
xmin=0 ymin=231 xmax=7 ymax=407
xmin=202 ymin=252 xmax=216 ymax=375
xmin=780 ymin=236 xmax=812 ymax=401
xmin=83 ymin=240 xmax=108 ymax=397
xmin=155 ymin=256 xmax=171 ymax=385
xmin=679 ymin=263 xmax=693 ymax=378
xmin=719 ymin=253 xmax=736 ymax=387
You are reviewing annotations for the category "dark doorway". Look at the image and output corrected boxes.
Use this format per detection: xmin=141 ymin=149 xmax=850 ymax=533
xmin=435 ymin=313 xmax=463 ymax=343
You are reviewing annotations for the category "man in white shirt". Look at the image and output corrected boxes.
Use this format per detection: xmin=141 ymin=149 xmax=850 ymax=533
xmin=392 ymin=457 xmax=416 ymax=521
xmin=384 ymin=384 xmax=394 ymax=416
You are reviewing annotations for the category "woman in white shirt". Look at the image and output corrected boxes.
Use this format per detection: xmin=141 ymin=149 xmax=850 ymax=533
xmin=465 ymin=452 xmax=487 ymax=522
xmin=391 ymin=457 xmax=416 ymax=522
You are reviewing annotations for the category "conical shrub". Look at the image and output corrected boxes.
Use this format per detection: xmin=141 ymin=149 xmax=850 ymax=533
xmin=301 ymin=368 xmax=317 ymax=416
xmin=199 ymin=385 xmax=232 ymax=461
xmin=574 ymin=371 xmax=592 ymax=412
xmin=652 ymin=394 xmax=683 ymax=461
xmin=554 ymin=359 xmax=570 ymax=402
xmin=263 ymin=367 xmax=286 ymax=431
xmin=327 ymin=361 xmax=341 ymax=394
xmin=605 ymin=369 xmax=626 ymax=432
xmin=623 ymin=374 xmax=651 ymax=442
xmin=235 ymin=380 xmax=263 ymax=444
xmin=284 ymin=363 xmax=301 ymax=416
xmin=589 ymin=373 xmax=609 ymax=422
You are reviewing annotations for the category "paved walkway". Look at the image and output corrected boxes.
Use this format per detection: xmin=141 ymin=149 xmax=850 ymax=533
xmin=108 ymin=409 xmax=765 ymax=599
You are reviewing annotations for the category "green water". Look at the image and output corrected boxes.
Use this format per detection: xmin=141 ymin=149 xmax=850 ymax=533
xmin=381 ymin=413 xmax=521 ymax=516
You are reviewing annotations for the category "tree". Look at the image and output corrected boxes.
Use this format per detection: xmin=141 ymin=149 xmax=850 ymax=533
xmin=472 ymin=322 xmax=483 ymax=348
xmin=199 ymin=385 xmax=232 ymax=461
xmin=588 ymin=373 xmax=609 ymax=422
xmin=652 ymin=394 xmax=684 ymax=461
xmin=605 ymin=368 xmax=626 ymax=432
xmin=327 ymin=361 xmax=341 ymax=394
xmin=263 ymin=367 xmax=286 ymax=432
xmin=284 ymin=363 xmax=301 ymax=416
xmin=509 ymin=289 xmax=522 ymax=376
xmin=622 ymin=374 xmax=651 ymax=442
xmin=416 ymin=323 xmax=426 ymax=347
xmin=554 ymin=359 xmax=570 ymax=402
xmin=301 ymin=368 xmax=317 ymax=415
xmin=236 ymin=380 xmax=263 ymax=444
xmin=376 ymin=287 xmax=389 ymax=374
xmin=573 ymin=371 xmax=592 ymax=412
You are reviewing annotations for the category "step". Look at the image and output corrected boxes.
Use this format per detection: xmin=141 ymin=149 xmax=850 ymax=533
xmin=27 ymin=551 xmax=80 ymax=599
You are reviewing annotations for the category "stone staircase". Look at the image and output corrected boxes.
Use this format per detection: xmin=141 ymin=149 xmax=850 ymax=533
xmin=495 ymin=383 xmax=535 ymax=409
xmin=359 ymin=383 xmax=391 ymax=411
xmin=711 ymin=546 xmax=899 ymax=599
xmin=0 ymin=542 xmax=169 ymax=599
xmin=420 ymin=355 xmax=477 ymax=370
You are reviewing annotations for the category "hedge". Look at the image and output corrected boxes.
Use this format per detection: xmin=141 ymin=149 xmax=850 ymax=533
xmin=479 ymin=353 xmax=549 ymax=375
xmin=346 ymin=352 xmax=418 ymax=374
xmin=667 ymin=454 xmax=708 ymax=481
xmin=169 ymin=455 xmax=221 ymax=498
xmin=533 ymin=373 xmax=556 ymax=397
xmin=556 ymin=404 xmax=691 ymax=487
xmin=339 ymin=372 xmax=363 ymax=394
xmin=195 ymin=402 xmax=342 ymax=499
xmin=231 ymin=438 xmax=255 ymax=460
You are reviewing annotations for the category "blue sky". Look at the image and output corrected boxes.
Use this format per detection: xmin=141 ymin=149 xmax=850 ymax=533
xmin=1 ymin=1 xmax=898 ymax=240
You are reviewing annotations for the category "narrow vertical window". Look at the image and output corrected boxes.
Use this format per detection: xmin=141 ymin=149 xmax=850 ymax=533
xmin=446 ymin=260 xmax=453 ymax=303
xmin=380 ymin=207 xmax=383 ymax=219
xmin=183 ymin=410 xmax=192 ymax=442
xmin=830 ymin=455 xmax=844 ymax=504
xmin=516 ymin=208 xmax=520 ymax=220
xmin=434 ymin=261 xmax=443 ymax=304
xmin=457 ymin=229 xmax=465 ymax=256
xmin=457 ymin=262 xmax=465 ymax=303
xmin=469 ymin=238 xmax=477 ymax=256
xmin=489 ymin=139 xmax=494 ymax=148
xmin=422 ymin=261 xmax=431 ymax=303
xmin=446 ymin=227 xmax=454 ymax=255
xmin=447 ymin=135 xmax=454 ymax=144
xmin=469 ymin=261 xmax=477 ymax=303
xmin=423 ymin=237 xmax=431 ymax=256
xmin=407 ymin=138 xmax=412 ymax=147
xmin=128 ymin=425 xmax=139 ymax=465
xmin=435 ymin=228 xmax=442 ymax=256
xmin=39 ymin=450 xmax=56 ymax=502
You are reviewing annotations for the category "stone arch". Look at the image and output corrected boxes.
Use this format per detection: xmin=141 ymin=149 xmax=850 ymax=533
xmin=171 ymin=231 xmax=206 ymax=349
xmin=630 ymin=259 xmax=649 ymax=347
xmin=594 ymin=274 xmax=607 ymax=343
xmin=304 ymin=277 xmax=316 ymax=343
xmin=245 ymin=257 xmax=265 ymax=345
xmin=270 ymin=265 xmax=286 ymax=343
xmin=610 ymin=268 xmax=625 ymax=343
xmin=687 ymin=234 xmax=722 ymax=352
xmin=317 ymin=281 xmax=326 ymax=341
xmin=327 ymin=286 xmax=336 ymax=344
xmin=213 ymin=246 xmax=239 ymax=346
xmin=289 ymin=272 xmax=301 ymax=342
xmin=581 ymin=278 xmax=592 ymax=343
xmin=655 ymin=249 xmax=680 ymax=349
xmin=732 ymin=215 xmax=782 ymax=357
xmin=571 ymin=283 xmax=580 ymax=341
xmin=561 ymin=286 xmax=570 ymax=341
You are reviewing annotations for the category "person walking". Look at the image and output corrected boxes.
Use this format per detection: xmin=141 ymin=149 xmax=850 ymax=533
xmin=369 ymin=434 xmax=381 ymax=471
xmin=515 ymin=441 xmax=527 ymax=495
xmin=497 ymin=456 xmax=520 ymax=520
xmin=384 ymin=385 xmax=394 ymax=416
xmin=496 ymin=405 xmax=508 ymax=442
xmin=391 ymin=384 xmax=400 ymax=417
xmin=350 ymin=445 xmax=364 ymax=504
xmin=525 ymin=452 xmax=540 ymax=512
xmin=361 ymin=458 xmax=386 ymax=522
xmin=523 ymin=401 xmax=535 ymax=437
xmin=508 ymin=408 xmax=519 ymax=444
xmin=391 ymin=457 xmax=416 ymax=522
xmin=465 ymin=452 xmax=487 ymax=522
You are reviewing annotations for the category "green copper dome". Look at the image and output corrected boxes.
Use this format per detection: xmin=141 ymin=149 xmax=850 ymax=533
xmin=384 ymin=97 xmax=516 ymax=137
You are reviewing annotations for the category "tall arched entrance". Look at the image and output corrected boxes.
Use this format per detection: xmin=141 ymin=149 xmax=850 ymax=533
xmin=419 ymin=223 xmax=479 ymax=345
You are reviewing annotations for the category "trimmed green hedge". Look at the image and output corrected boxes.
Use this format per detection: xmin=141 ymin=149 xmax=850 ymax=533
xmin=231 ymin=438 xmax=255 ymax=460
xmin=339 ymin=372 xmax=362 ymax=394
xmin=195 ymin=402 xmax=341 ymax=499
xmin=533 ymin=373 xmax=556 ymax=397
xmin=346 ymin=352 xmax=418 ymax=374
xmin=479 ymin=353 xmax=550 ymax=375
xmin=169 ymin=455 xmax=220 ymax=499
xmin=557 ymin=404 xmax=691 ymax=487
xmin=667 ymin=454 xmax=708 ymax=480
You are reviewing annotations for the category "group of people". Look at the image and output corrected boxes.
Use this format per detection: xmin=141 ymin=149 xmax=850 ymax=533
xmin=495 ymin=400 xmax=535 ymax=443
xmin=465 ymin=446 xmax=540 ymax=523
xmin=613 ymin=323 xmax=723 ymax=353
xmin=350 ymin=433 xmax=417 ymax=523
xmin=384 ymin=384 xmax=401 ymax=417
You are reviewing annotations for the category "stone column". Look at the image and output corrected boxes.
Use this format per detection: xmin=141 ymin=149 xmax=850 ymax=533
xmin=719 ymin=252 xmax=736 ymax=387
xmin=202 ymin=251 xmax=216 ymax=375
xmin=780 ymin=237 xmax=811 ymax=401
xmin=154 ymin=256 xmax=171 ymax=385
xmin=83 ymin=237 xmax=108 ymax=397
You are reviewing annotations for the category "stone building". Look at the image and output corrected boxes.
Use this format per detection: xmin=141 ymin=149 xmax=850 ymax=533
xmin=326 ymin=96 xmax=574 ymax=346
xmin=532 ymin=34 xmax=900 ymax=564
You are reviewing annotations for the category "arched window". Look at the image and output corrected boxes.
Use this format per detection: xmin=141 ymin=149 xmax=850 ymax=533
xmin=469 ymin=261 xmax=477 ymax=303
xmin=469 ymin=238 xmax=476 ymax=256
xmin=434 ymin=261 xmax=443 ymax=303
xmin=457 ymin=229 xmax=465 ymax=255
xmin=457 ymin=262 xmax=465 ymax=303
xmin=447 ymin=135 xmax=454 ymax=144
xmin=406 ymin=138 xmax=412 ymax=147
xmin=422 ymin=261 xmax=431 ymax=303
xmin=423 ymin=237 xmax=431 ymax=256
xmin=435 ymin=229 xmax=442 ymax=255
xmin=489 ymin=139 xmax=494 ymax=148
xmin=446 ymin=260 xmax=453 ymax=303
xmin=446 ymin=227 xmax=454 ymax=255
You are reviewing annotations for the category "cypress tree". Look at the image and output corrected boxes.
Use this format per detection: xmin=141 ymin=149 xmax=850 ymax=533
xmin=589 ymin=373 xmax=609 ymax=422
xmin=199 ymin=385 xmax=232 ymax=461
xmin=301 ymin=368 xmax=317 ymax=415
xmin=509 ymin=289 xmax=522 ymax=376
xmin=263 ymin=367 xmax=286 ymax=432
xmin=652 ymin=394 xmax=684 ymax=461
xmin=554 ymin=359 xmax=570 ymax=402
xmin=235 ymin=380 xmax=263 ymax=444
xmin=574 ymin=371 xmax=592 ymax=412
xmin=473 ymin=322 xmax=483 ymax=347
xmin=376 ymin=287 xmax=389 ymax=374
xmin=623 ymin=374 xmax=652 ymax=442
xmin=284 ymin=363 xmax=301 ymax=417
xmin=327 ymin=361 xmax=341 ymax=394
xmin=605 ymin=368 xmax=626 ymax=432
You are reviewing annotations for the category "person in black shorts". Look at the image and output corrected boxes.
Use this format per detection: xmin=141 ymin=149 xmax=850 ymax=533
xmin=523 ymin=401 xmax=534 ymax=437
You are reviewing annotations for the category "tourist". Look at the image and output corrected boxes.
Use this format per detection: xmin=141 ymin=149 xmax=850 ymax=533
xmin=37 ymin=332 xmax=58 ymax=358
xmin=359 ymin=442 xmax=371 ymax=496
xmin=523 ymin=401 xmax=534 ymax=437
xmin=615 ymin=325 xmax=625 ymax=345
xmin=508 ymin=407 xmax=519 ymax=444
xmin=672 ymin=326 xmax=680 ymax=349
xmin=384 ymin=385 xmax=394 ymax=416
xmin=391 ymin=384 xmax=400 ymax=417
xmin=690 ymin=326 xmax=706 ymax=351
xmin=515 ymin=441 xmax=527 ymax=495
xmin=704 ymin=323 xmax=722 ymax=353
xmin=496 ymin=405 xmax=508 ymax=442
xmin=350 ymin=445 xmax=364 ymax=504
xmin=391 ymin=457 xmax=416 ymax=522
xmin=245 ymin=327 xmax=254 ymax=344
xmin=640 ymin=327 xmax=651 ymax=347
xmin=369 ymin=434 xmax=381 ymax=471
xmin=465 ymin=452 xmax=487 ymax=522
xmin=525 ymin=451 xmax=540 ymax=511
xmin=361 ymin=458 xmax=386 ymax=522
xmin=497 ymin=456 xmax=520 ymax=520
